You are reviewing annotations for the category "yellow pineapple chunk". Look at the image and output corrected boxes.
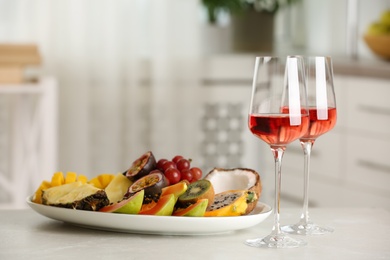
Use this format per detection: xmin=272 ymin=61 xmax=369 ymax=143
xmin=89 ymin=178 xmax=103 ymax=189
xmin=98 ymin=174 xmax=115 ymax=188
xmin=32 ymin=180 xmax=51 ymax=204
xmin=51 ymin=172 xmax=65 ymax=186
xmin=65 ymin=172 xmax=77 ymax=184
xmin=89 ymin=174 xmax=115 ymax=189
xmin=77 ymin=174 xmax=88 ymax=184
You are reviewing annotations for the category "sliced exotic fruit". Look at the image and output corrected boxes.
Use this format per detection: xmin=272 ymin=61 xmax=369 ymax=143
xmin=50 ymin=172 xmax=65 ymax=186
xmin=139 ymin=200 xmax=157 ymax=212
xmin=125 ymin=151 xmax=157 ymax=181
xmin=160 ymin=181 xmax=188 ymax=200
xmin=76 ymin=174 xmax=88 ymax=184
xmin=139 ymin=193 xmax=176 ymax=216
xmin=126 ymin=170 xmax=168 ymax=204
xmin=204 ymin=168 xmax=261 ymax=214
xmin=32 ymin=180 xmax=52 ymax=204
xmin=64 ymin=172 xmax=78 ymax=184
xmin=42 ymin=183 xmax=109 ymax=211
xmin=173 ymin=198 xmax=208 ymax=217
xmin=177 ymin=179 xmax=215 ymax=208
xmin=100 ymin=190 xmax=144 ymax=214
xmin=204 ymin=190 xmax=257 ymax=217
xmin=89 ymin=173 xmax=115 ymax=189
xmin=104 ymin=173 xmax=133 ymax=203
xmin=41 ymin=181 xmax=83 ymax=205
xmin=33 ymin=172 xmax=89 ymax=204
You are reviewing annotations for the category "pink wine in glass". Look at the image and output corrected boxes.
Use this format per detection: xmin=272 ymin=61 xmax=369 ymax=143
xmin=249 ymin=114 xmax=309 ymax=146
xmin=301 ymin=107 xmax=337 ymax=141
xmin=281 ymin=55 xmax=337 ymax=236
xmin=300 ymin=107 xmax=337 ymax=141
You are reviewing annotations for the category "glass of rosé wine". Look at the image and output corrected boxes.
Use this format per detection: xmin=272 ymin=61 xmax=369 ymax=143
xmin=282 ymin=56 xmax=337 ymax=235
xmin=245 ymin=56 xmax=309 ymax=248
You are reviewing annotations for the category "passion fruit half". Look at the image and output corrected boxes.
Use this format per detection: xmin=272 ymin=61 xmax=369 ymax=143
xmin=126 ymin=170 xmax=168 ymax=204
xmin=125 ymin=151 xmax=157 ymax=181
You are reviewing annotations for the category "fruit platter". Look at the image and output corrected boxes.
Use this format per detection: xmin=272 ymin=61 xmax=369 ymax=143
xmin=28 ymin=151 xmax=272 ymax=235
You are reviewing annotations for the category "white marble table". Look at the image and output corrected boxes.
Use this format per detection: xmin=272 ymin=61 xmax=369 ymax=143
xmin=1 ymin=207 xmax=389 ymax=260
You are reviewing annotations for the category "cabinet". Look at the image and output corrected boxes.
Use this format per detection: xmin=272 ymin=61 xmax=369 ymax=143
xmin=201 ymin=55 xmax=390 ymax=209
xmin=0 ymin=78 xmax=58 ymax=209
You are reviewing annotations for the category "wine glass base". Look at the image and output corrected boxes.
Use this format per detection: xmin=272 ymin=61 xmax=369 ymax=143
xmin=245 ymin=233 xmax=307 ymax=248
xmin=282 ymin=222 xmax=334 ymax=235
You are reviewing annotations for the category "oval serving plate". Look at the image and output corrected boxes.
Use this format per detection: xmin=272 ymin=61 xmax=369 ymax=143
xmin=26 ymin=196 xmax=271 ymax=235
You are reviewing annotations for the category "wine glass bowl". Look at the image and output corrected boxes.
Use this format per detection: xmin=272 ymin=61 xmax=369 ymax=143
xmin=245 ymin=56 xmax=309 ymax=248
xmin=301 ymin=56 xmax=337 ymax=141
xmin=282 ymin=56 xmax=337 ymax=235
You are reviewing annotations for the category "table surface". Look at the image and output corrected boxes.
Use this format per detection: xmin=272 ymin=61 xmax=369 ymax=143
xmin=1 ymin=207 xmax=389 ymax=260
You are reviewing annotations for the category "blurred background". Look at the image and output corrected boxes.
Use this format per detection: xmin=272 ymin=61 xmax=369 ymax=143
xmin=0 ymin=0 xmax=389 ymax=209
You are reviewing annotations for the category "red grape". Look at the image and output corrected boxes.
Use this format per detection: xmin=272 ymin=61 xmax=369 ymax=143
xmin=176 ymin=158 xmax=190 ymax=172
xmin=162 ymin=161 xmax=176 ymax=172
xmin=181 ymin=169 xmax=193 ymax=182
xmin=164 ymin=168 xmax=181 ymax=185
xmin=172 ymin=155 xmax=184 ymax=164
xmin=190 ymin=167 xmax=202 ymax=181
xmin=157 ymin=159 xmax=168 ymax=171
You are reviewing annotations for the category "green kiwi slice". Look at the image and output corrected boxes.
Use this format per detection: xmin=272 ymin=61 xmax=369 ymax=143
xmin=177 ymin=179 xmax=215 ymax=208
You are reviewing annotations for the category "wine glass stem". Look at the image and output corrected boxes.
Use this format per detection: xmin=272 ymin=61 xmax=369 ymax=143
xmin=271 ymin=146 xmax=285 ymax=235
xmin=300 ymin=140 xmax=314 ymax=224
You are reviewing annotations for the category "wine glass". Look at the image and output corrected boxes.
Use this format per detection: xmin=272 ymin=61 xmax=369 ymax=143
xmin=245 ymin=56 xmax=309 ymax=248
xmin=282 ymin=56 xmax=337 ymax=235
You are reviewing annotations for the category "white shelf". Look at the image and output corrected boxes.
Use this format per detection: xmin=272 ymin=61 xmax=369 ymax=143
xmin=0 ymin=77 xmax=58 ymax=209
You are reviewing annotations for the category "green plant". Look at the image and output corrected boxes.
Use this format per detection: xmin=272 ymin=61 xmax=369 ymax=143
xmin=202 ymin=0 xmax=298 ymax=24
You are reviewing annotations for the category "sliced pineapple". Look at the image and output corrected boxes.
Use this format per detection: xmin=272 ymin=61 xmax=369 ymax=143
xmin=44 ymin=183 xmax=109 ymax=211
xmin=42 ymin=181 xmax=83 ymax=205
xmin=104 ymin=173 xmax=133 ymax=203
xmin=33 ymin=172 xmax=90 ymax=204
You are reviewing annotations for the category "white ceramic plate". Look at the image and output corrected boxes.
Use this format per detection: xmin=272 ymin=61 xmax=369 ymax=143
xmin=26 ymin=197 xmax=272 ymax=235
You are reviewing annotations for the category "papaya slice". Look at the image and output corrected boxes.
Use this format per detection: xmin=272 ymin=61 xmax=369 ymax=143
xmin=161 ymin=181 xmax=188 ymax=200
xmin=139 ymin=194 xmax=175 ymax=216
xmin=173 ymin=199 xmax=208 ymax=217
xmin=100 ymin=190 xmax=144 ymax=214
xmin=140 ymin=201 xmax=157 ymax=212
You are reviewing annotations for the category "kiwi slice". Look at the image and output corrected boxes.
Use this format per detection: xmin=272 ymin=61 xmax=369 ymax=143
xmin=177 ymin=179 xmax=215 ymax=208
